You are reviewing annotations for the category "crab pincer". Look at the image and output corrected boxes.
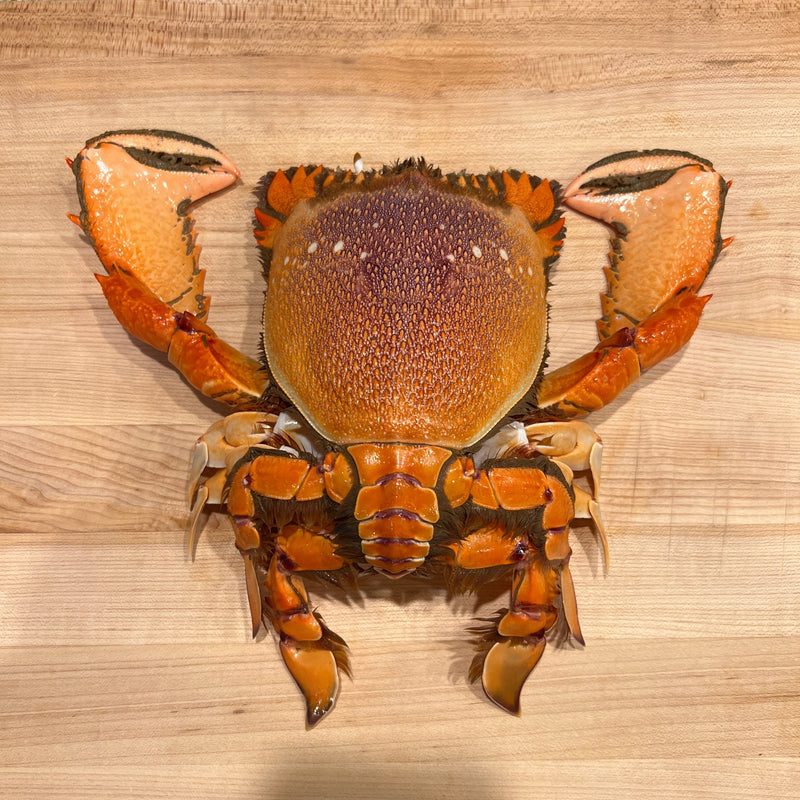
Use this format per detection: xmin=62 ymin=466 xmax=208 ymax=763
xmin=536 ymin=150 xmax=729 ymax=417
xmin=69 ymin=130 xmax=268 ymax=407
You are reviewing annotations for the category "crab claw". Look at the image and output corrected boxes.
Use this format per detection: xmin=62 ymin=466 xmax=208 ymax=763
xmin=534 ymin=151 xmax=728 ymax=421
xmin=71 ymin=130 xmax=240 ymax=320
xmin=562 ymin=150 xmax=727 ymax=339
xmin=71 ymin=131 xmax=269 ymax=408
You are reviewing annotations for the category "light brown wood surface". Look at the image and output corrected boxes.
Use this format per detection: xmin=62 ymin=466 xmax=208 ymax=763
xmin=1 ymin=2 xmax=798 ymax=798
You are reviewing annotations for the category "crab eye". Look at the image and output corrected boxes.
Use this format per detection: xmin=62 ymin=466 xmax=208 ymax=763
xmin=123 ymin=146 xmax=223 ymax=172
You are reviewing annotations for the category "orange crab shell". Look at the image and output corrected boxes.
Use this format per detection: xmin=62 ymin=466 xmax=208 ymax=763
xmin=258 ymin=164 xmax=564 ymax=449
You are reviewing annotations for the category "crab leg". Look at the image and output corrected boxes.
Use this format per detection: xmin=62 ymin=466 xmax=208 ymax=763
xmin=521 ymin=421 xmax=608 ymax=568
xmin=70 ymin=130 xmax=268 ymax=408
xmin=262 ymin=526 xmax=350 ymax=728
xmin=227 ymin=465 xmax=350 ymax=726
xmin=448 ymin=522 xmax=580 ymax=714
xmin=187 ymin=411 xmax=280 ymax=557
xmin=535 ymin=150 xmax=729 ymax=419
xmin=443 ymin=455 xmax=580 ymax=712
xmin=227 ymin=516 xmax=350 ymax=727
xmin=536 ymin=291 xmax=712 ymax=417
xmin=217 ymin=443 xmax=356 ymax=725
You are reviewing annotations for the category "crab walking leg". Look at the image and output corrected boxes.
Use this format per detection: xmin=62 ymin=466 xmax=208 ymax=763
xmin=262 ymin=527 xmax=350 ymax=728
xmin=222 ymin=445 xmax=353 ymax=726
xmin=234 ymin=521 xmax=349 ymax=727
xmin=223 ymin=440 xmax=355 ymax=635
xmin=69 ymin=130 xmax=268 ymax=408
xmin=224 ymin=446 xmax=345 ymax=597
xmin=535 ymin=150 xmax=729 ymax=419
xmin=448 ymin=524 xmax=581 ymax=714
xmin=480 ymin=554 xmax=568 ymax=714
xmin=521 ymin=420 xmax=602 ymax=492
xmin=187 ymin=412 xmax=280 ymax=556
xmin=189 ymin=412 xmax=280 ymax=503
xmin=187 ymin=413 xmax=355 ymax=537
xmin=520 ymin=420 xmax=609 ymax=567
xmin=443 ymin=456 xmax=581 ymax=712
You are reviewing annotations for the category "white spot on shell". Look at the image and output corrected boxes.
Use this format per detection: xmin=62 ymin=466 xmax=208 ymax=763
xmin=527 ymin=266 xmax=533 ymax=276
xmin=308 ymin=242 xmax=318 ymax=254
xmin=284 ymin=256 xmax=290 ymax=265
xmin=360 ymin=251 xmax=369 ymax=260
xmin=333 ymin=240 xmax=344 ymax=253
xmin=446 ymin=254 xmax=455 ymax=262
xmin=499 ymin=248 xmax=508 ymax=261
xmin=472 ymin=245 xmax=482 ymax=258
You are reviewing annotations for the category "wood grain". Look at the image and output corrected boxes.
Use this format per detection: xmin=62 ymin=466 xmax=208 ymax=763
xmin=1 ymin=1 xmax=798 ymax=798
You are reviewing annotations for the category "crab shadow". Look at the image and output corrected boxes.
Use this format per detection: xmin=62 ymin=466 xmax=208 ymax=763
xmin=304 ymin=539 xmax=597 ymax=707
xmin=301 ymin=567 xmax=521 ymax=713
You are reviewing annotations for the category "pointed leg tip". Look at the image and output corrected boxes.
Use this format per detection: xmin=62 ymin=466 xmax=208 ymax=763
xmin=187 ymin=484 xmax=209 ymax=560
xmin=485 ymin=689 xmax=522 ymax=716
xmin=305 ymin=697 xmax=336 ymax=728
xmin=281 ymin=642 xmax=341 ymax=728
xmin=559 ymin=563 xmax=585 ymax=645
xmin=187 ymin=440 xmax=210 ymax=505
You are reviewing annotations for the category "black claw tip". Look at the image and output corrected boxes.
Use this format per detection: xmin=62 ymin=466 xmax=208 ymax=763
xmin=305 ymin=698 xmax=335 ymax=728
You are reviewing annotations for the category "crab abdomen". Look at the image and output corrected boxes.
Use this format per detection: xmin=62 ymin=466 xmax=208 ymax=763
xmin=262 ymin=169 xmax=552 ymax=448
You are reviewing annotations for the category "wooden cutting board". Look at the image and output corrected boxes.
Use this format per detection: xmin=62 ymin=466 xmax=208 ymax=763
xmin=0 ymin=2 xmax=797 ymax=798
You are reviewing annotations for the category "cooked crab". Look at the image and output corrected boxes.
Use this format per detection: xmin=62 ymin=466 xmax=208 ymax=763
xmin=69 ymin=131 xmax=729 ymax=726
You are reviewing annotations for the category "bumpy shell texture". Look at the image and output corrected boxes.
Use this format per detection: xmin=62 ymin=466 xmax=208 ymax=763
xmin=261 ymin=166 xmax=553 ymax=448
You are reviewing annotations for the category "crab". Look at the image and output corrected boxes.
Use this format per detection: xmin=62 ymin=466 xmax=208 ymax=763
xmin=68 ymin=130 xmax=729 ymax=726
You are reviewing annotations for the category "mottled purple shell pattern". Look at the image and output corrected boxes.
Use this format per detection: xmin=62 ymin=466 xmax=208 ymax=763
xmin=263 ymin=171 xmax=550 ymax=447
